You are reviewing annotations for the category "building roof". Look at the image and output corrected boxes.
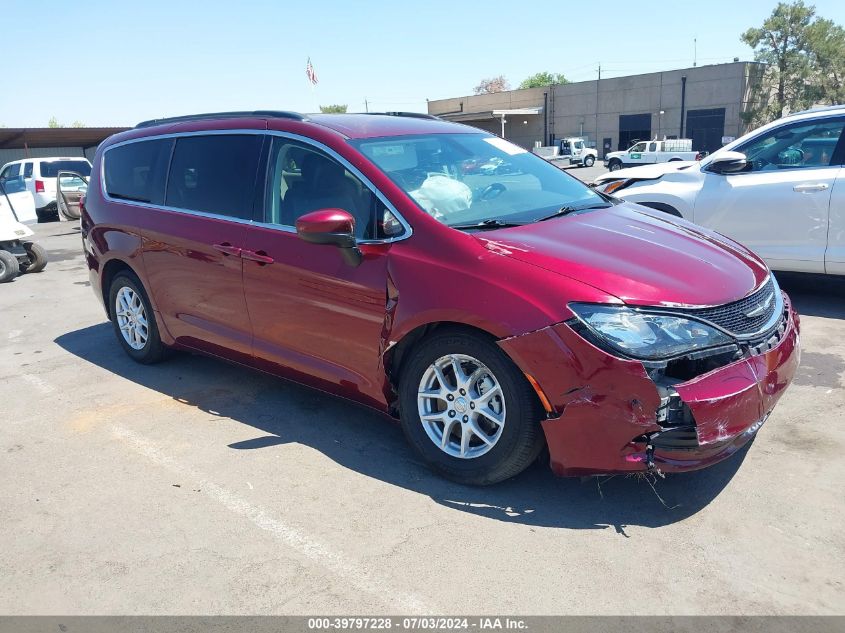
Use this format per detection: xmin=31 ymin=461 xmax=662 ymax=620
xmin=0 ymin=127 xmax=130 ymax=150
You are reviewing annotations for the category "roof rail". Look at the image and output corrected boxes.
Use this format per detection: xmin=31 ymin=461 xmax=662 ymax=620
xmin=364 ymin=111 xmax=440 ymax=120
xmin=788 ymin=104 xmax=845 ymax=117
xmin=135 ymin=110 xmax=307 ymax=129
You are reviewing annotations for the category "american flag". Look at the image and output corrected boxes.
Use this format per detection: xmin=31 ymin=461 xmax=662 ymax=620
xmin=306 ymin=58 xmax=318 ymax=85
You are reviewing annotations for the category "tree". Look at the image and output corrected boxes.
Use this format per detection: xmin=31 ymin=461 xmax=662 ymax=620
xmin=71 ymin=120 xmax=85 ymax=128
xmin=319 ymin=104 xmax=348 ymax=113
xmin=518 ymin=72 xmax=569 ymax=89
xmin=742 ymin=1 xmax=845 ymax=126
xmin=806 ymin=17 xmax=845 ymax=105
xmin=47 ymin=116 xmax=62 ymax=128
xmin=473 ymin=76 xmax=510 ymax=95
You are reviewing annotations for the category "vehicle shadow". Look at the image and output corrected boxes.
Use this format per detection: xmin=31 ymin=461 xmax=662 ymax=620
xmin=57 ymin=323 xmax=752 ymax=534
xmin=775 ymin=271 xmax=845 ymax=319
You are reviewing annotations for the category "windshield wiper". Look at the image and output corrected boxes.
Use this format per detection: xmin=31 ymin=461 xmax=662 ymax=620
xmin=449 ymin=218 xmax=526 ymax=231
xmin=535 ymin=202 xmax=611 ymax=223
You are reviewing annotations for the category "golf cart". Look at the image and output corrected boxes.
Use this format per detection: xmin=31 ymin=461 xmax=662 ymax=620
xmin=0 ymin=176 xmax=48 ymax=282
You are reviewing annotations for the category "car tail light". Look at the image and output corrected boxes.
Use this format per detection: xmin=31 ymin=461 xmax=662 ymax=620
xmin=695 ymin=152 xmax=703 ymax=161
xmin=35 ymin=179 xmax=45 ymax=193
xmin=79 ymin=195 xmax=87 ymax=216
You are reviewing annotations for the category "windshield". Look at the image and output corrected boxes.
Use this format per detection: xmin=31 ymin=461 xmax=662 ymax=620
xmin=351 ymin=133 xmax=607 ymax=228
xmin=41 ymin=160 xmax=91 ymax=178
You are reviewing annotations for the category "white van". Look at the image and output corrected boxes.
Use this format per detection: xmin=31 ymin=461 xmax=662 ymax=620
xmin=0 ymin=157 xmax=92 ymax=221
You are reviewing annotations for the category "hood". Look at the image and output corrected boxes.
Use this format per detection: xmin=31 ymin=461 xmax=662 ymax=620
xmin=594 ymin=161 xmax=698 ymax=183
xmin=473 ymin=203 xmax=769 ymax=307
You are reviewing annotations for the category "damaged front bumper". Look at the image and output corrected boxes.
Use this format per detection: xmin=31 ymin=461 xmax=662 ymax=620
xmin=498 ymin=295 xmax=800 ymax=477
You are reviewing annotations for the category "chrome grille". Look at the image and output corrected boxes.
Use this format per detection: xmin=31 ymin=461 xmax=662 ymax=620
xmin=674 ymin=277 xmax=779 ymax=337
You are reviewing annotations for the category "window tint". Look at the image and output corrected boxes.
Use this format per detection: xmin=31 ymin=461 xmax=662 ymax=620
xmin=265 ymin=137 xmax=396 ymax=239
xmin=735 ymin=118 xmax=845 ymax=171
xmin=41 ymin=160 xmax=91 ymax=177
xmin=23 ymin=163 xmax=33 ymax=178
xmin=105 ymin=139 xmax=172 ymax=204
xmin=166 ymin=135 xmax=262 ymax=220
xmin=3 ymin=163 xmax=21 ymax=179
xmin=648 ymin=142 xmax=658 ymax=152
xmin=0 ymin=175 xmax=25 ymax=194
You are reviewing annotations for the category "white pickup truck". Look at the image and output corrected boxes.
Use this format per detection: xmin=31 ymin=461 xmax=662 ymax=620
xmin=532 ymin=137 xmax=598 ymax=167
xmin=604 ymin=139 xmax=701 ymax=171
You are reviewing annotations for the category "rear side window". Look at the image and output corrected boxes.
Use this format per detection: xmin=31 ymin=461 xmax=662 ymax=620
xmin=104 ymin=139 xmax=172 ymax=205
xmin=165 ymin=135 xmax=262 ymax=220
xmin=40 ymin=160 xmax=91 ymax=177
xmin=23 ymin=163 xmax=33 ymax=178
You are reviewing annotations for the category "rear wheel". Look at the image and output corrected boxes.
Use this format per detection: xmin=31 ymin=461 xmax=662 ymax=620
xmin=108 ymin=272 xmax=169 ymax=364
xmin=398 ymin=330 xmax=545 ymax=485
xmin=20 ymin=242 xmax=48 ymax=274
xmin=0 ymin=251 xmax=20 ymax=283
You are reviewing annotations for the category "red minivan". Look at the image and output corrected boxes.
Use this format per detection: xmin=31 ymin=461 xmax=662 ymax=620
xmin=82 ymin=111 xmax=800 ymax=484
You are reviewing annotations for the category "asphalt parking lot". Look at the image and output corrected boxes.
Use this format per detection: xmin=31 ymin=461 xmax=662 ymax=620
xmin=1 ymin=221 xmax=843 ymax=615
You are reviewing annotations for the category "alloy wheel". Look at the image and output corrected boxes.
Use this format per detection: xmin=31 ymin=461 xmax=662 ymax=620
xmin=417 ymin=354 xmax=506 ymax=459
xmin=115 ymin=286 xmax=149 ymax=350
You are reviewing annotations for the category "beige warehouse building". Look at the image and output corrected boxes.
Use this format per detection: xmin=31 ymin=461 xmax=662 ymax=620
xmin=427 ymin=61 xmax=764 ymax=157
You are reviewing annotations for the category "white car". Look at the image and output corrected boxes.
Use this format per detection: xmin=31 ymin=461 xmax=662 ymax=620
xmin=0 ymin=156 xmax=92 ymax=222
xmin=593 ymin=106 xmax=845 ymax=275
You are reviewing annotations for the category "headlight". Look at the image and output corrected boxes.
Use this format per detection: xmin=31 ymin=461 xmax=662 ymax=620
xmin=598 ymin=179 xmax=632 ymax=195
xmin=569 ymin=303 xmax=734 ymax=360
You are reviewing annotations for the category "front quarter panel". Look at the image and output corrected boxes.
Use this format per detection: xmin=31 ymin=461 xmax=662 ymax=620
xmin=386 ymin=231 xmax=619 ymax=344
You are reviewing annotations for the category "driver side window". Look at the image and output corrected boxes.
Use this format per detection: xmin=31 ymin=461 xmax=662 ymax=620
xmin=736 ymin=118 xmax=845 ymax=172
xmin=264 ymin=138 xmax=402 ymax=240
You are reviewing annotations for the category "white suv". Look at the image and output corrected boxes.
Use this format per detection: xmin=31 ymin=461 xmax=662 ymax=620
xmin=593 ymin=106 xmax=845 ymax=275
xmin=0 ymin=157 xmax=92 ymax=221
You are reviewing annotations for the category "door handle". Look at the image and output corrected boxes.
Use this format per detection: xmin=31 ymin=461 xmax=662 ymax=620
xmin=213 ymin=242 xmax=242 ymax=257
xmin=240 ymin=249 xmax=274 ymax=265
xmin=793 ymin=183 xmax=829 ymax=193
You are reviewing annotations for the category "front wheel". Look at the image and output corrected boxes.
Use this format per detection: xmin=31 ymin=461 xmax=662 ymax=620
xmin=0 ymin=251 xmax=20 ymax=283
xmin=608 ymin=159 xmax=622 ymax=171
xmin=583 ymin=155 xmax=595 ymax=167
xmin=20 ymin=242 xmax=48 ymax=273
xmin=108 ymin=272 xmax=170 ymax=364
xmin=398 ymin=330 xmax=545 ymax=485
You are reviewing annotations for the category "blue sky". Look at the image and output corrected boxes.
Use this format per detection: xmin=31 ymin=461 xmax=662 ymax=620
xmin=2 ymin=0 xmax=844 ymax=127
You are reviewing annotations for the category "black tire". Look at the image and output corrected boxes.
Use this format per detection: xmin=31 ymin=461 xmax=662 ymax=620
xmin=583 ymin=155 xmax=595 ymax=167
xmin=398 ymin=329 xmax=545 ymax=485
xmin=108 ymin=272 xmax=169 ymax=364
xmin=20 ymin=242 xmax=48 ymax=274
xmin=608 ymin=159 xmax=623 ymax=171
xmin=0 ymin=251 xmax=20 ymax=283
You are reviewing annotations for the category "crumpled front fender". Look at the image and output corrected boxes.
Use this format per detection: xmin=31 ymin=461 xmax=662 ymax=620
xmin=498 ymin=297 xmax=800 ymax=476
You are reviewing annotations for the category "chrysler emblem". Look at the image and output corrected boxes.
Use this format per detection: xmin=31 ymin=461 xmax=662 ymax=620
xmin=743 ymin=292 xmax=774 ymax=318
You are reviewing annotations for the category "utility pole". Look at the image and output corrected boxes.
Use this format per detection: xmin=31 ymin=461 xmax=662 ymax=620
xmin=595 ymin=63 xmax=601 ymax=155
xmin=364 ymin=98 xmax=369 ymax=113
xmin=694 ymin=38 xmax=697 ymax=67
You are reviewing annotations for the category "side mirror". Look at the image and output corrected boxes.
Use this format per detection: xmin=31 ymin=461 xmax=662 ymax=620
xmin=705 ymin=151 xmax=748 ymax=174
xmin=296 ymin=208 xmax=362 ymax=267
